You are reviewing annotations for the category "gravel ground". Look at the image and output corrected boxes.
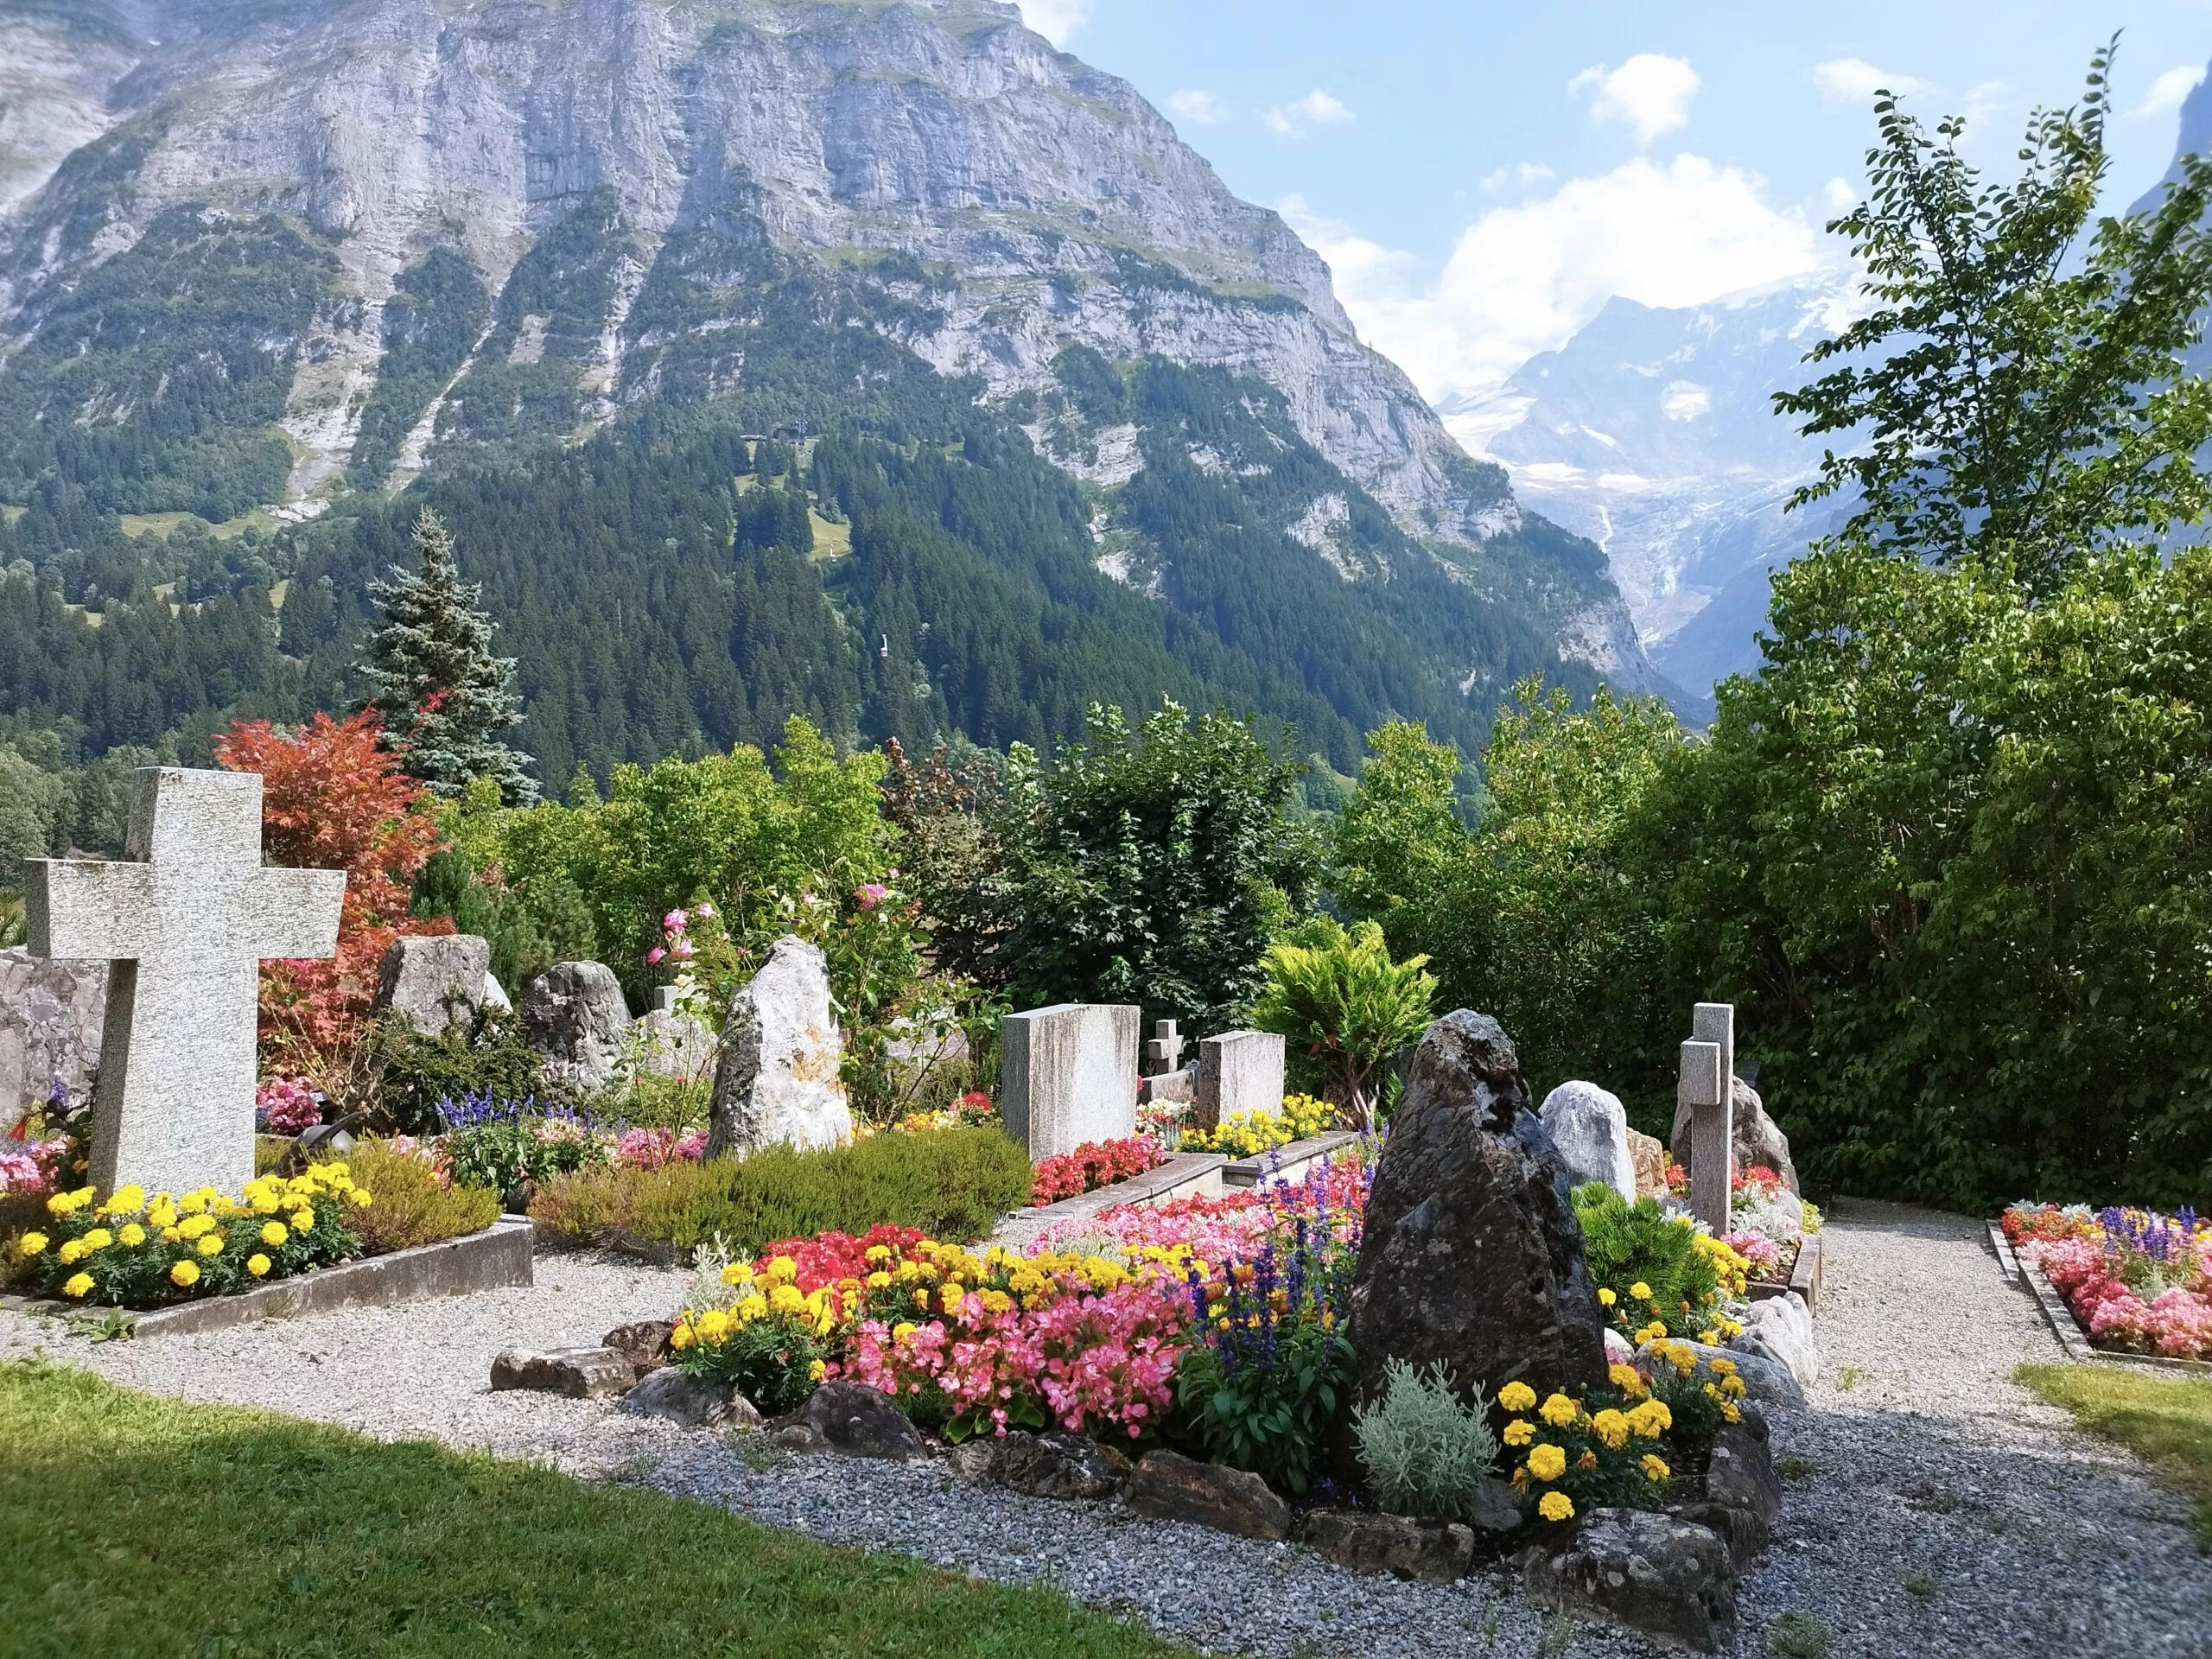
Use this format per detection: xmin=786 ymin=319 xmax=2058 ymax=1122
xmin=4 ymin=1205 xmax=2209 ymax=1658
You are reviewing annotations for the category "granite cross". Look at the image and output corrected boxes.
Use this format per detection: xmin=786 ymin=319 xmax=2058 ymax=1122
xmin=25 ymin=768 xmax=346 ymax=1200
xmin=1142 ymin=1018 xmax=1186 ymax=1077
xmin=1680 ymin=1001 xmax=1736 ymax=1235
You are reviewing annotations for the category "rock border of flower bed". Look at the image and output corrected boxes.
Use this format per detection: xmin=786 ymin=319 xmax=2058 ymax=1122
xmin=5 ymin=1216 xmax=537 ymax=1339
xmin=2017 ymin=1252 xmax=2212 ymax=1376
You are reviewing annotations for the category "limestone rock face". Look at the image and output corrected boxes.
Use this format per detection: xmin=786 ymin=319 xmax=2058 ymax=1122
xmin=1669 ymin=1077 xmax=1798 ymax=1194
xmin=1347 ymin=1011 xmax=1610 ymax=1408
xmin=1537 ymin=1080 xmax=1635 ymax=1202
xmin=0 ymin=946 xmax=105 ymax=1132
xmin=1626 ymin=1127 xmax=1668 ymax=1199
xmin=706 ymin=936 xmax=851 ymax=1158
xmin=374 ymin=934 xmax=493 ymax=1035
xmin=489 ymin=1346 xmax=632 ymax=1399
xmin=518 ymin=962 xmax=632 ymax=1098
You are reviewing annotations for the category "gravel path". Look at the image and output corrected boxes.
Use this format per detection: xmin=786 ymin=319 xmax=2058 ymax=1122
xmin=4 ymin=1205 xmax=2209 ymax=1658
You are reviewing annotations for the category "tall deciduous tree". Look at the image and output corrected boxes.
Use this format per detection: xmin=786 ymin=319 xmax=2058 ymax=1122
xmin=1777 ymin=37 xmax=2212 ymax=593
xmin=358 ymin=509 xmax=537 ymax=804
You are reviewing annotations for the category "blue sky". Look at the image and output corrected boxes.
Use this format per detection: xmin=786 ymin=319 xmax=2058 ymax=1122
xmin=1017 ymin=1 xmax=2212 ymax=404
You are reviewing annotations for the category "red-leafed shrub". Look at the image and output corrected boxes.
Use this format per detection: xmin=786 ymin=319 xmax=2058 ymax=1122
xmin=213 ymin=709 xmax=449 ymax=1077
xmin=1030 ymin=1136 xmax=1165 ymax=1206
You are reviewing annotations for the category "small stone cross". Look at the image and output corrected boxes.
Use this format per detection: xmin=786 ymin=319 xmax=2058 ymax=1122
xmin=26 ymin=768 xmax=346 ymax=1200
xmin=1143 ymin=1019 xmax=1185 ymax=1077
xmin=1679 ymin=1001 xmax=1735 ymax=1235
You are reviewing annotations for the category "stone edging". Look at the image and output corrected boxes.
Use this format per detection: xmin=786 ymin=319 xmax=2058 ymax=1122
xmin=1986 ymin=1218 xmax=2024 ymax=1287
xmin=3 ymin=1217 xmax=536 ymax=1339
xmin=989 ymin=1152 xmax=1227 ymax=1248
xmin=2018 ymin=1252 xmax=2212 ymax=1376
xmin=1221 ymin=1130 xmax=1366 ymax=1190
xmin=1787 ymin=1234 xmax=1822 ymax=1311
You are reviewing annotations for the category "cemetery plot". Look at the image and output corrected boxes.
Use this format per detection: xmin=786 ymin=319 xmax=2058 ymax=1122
xmin=1999 ymin=1203 xmax=2212 ymax=1370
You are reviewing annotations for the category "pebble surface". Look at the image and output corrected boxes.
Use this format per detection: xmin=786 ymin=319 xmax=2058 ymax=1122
xmin=3 ymin=1198 xmax=2208 ymax=1658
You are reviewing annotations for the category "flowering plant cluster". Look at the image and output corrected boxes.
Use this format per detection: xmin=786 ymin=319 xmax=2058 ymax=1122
xmin=1497 ymin=1344 xmax=1744 ymax=1525
xmin=644 ymin=901 xmax=741 ymax=1029
xmin=1574 ymin=1184 xmax=1750 ymax=1346
xmin=1135 ymin=1096 xmax=1192 ymax=1150
xmin=612 ymin=1126 xmax=709 ymax=1171
xmin=438 ymin=1091 xmax=602 ymax=1201
xmin=1030 ymin=1135 xmax=1166 ymax=1205
xmin=1181 ymin=1093 xmax=1335 ymax=1158
xmin=893 ymin=1092 xmax=1000 ymax=1135
xmin=1725 ymin=1166 xmax=1815 ymax=1282
xmin=3 ymin=1081 xmax=89 ymax=1203
xmin=17 ymin=1164 xmax=371 ymax=1306
xmin=2012 ymin=1202 xmax=2212 ymax=1359
xmin=256 ymin=1078 xmax=323 ymax=1136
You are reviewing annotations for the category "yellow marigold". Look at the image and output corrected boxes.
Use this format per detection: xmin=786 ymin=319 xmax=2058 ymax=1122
xmin=1538 ymin=1392 xmax=1580 ymax=1427
xmin=17 ymin=1232 xmax=47 ymax=1256
xmin=247 ymin=1254 xmax=271 ymax=1277
xmin=1537 ymin=1491 xmax=1575 ymax=1522
xmin=349 ymin=1189 xmax=372 ymax=1209
xmin=261 ymin=1222 xmax=289 ymax=1248
xmin=1720 ymin=1375 xmax=1747 ymax=1399
xmin=1630 ymin=1281 xmax=1653 ymax=1301
xmin=289 ymin=1210 xmax=315 ymax=1233
xmin=63 ymin=1271 xmax=94 ymax=1298
xmin=766 ymin=1255 xmax=798 ymax=1281
xmin=170 ymin=1259 xmax=200 ymax=1287
xmin=1642 ymin=1454 xmax=1671 ymax=1483
xmin=177 ymin=1213 xmax=214 ymax=1240
xmin=1707 ymin=1356 xmax=1736 ymax=1376
xmin=696 ymin=1309 xmax=732 ymax=1342
xmin=148 ymin=1203 xmax=177 ymax=1229
xmin=736 ymin=1293 xmax=768 ymax=1319
xmin=100 ymin=1184 xmax=146 ymax=1217
xmin=1719 ymin=1400 xmax=1742 ymax=1424
xmin=670 ymin=1323 xmax=696 ymax=1351
xmin=118 ymin=1224 xmax=146 ymax=1248
xmin=1699 ymin=1329 xmax=1719 ymax=1344
xmin=1497 ymin=1381 xmax=1537 ymax=1414
xmin=81 ymin=1228 xmax=112 ymax=1251
xmin=1526 ymin=1443 xmax=1567 ymax=1482
xmin=1597 ymin=1287 xmax=1617 ymax=1306
xmin=808 ymin=1358 xmax=828 ymax=1382
xmin=1592 ymin=1408 xmax=1630 ymax=1451
xmin=721 ymin=1262 xmax=753 ymax=1287
xmin=250 ymin=1192 xmax=280 ymax=1215
xmin=866 ymin=1271 xmax=893 ymax=1289
xmin=1503 ymin=1418 xmax=1535 ymax=1447
xmin=1628 ymin=1400 xmax=1673 ymax=1438
xmin=57 ymin=1239 xmax=86 ymax=1265
xmin=941 ymin=1286 xmax=966 ymax=1314
xmin=1607 ymin=1363 xmax=1648 ymax=1396
xmin=767 ymin=1283 xmax=805 ymax=1316
xmin=196 ymin=1233 xmax=224 ymax=1257
xmin=864 ymin=1243 xmax=891 ymax=1262
xmin=161 ymin=1227 xmax=181 ymax=1243
xmin=892 ymin=1321 xmax=917 ymax=1342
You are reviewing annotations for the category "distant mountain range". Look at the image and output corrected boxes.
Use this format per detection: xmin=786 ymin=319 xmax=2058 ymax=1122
xmin=0 ymin=0 xmax=1680 ymax=786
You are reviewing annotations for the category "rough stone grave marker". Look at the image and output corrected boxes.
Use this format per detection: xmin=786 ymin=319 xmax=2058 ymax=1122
xmin=24 ymin=768 xmax=345 ymax=1199
xmin=1195 ymin=1028 xmax=1286 ymax=1133
xmin=1000 ymin=1003 xmax=1139 ymax=1160
xmin=1681 ymin=1000 xmax=1735 ymax=1233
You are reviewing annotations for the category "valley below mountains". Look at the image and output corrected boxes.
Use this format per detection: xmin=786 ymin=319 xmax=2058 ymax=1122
xmin=0 ymin=0 xmax=1679 ymax=789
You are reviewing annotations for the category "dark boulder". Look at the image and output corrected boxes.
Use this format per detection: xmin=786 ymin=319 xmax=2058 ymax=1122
xmin=601 ymin=1319 xmax=677 ymax=1382
xmin=1522 ymin=1508 xmax=1739 ymax=1651
xmin=786 ymin=1381 xmax=925 ymax=1460
xmin=1124 ymin=1450 xmax=1292 ymax=1539
xmin=1346 ymin=1011 xmax=1609 ymax=1411
xmin=1299 ymin=1508 xmax=1476 ymax=1581
xmin=953 ymin=1430 xmax=1129 ymax=1499
xmin=620 ymin=1368 xmax=762 ymax=1429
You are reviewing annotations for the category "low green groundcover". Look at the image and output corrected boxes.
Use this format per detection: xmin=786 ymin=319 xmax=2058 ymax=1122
xmin=0 ymin=1358 xmax=1185 ymax=1658
xmin=528 ymin=1126 xmax=1033 ymax=1255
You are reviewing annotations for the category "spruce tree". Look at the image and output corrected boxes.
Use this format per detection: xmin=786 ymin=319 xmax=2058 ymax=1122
xmin=357 ymin=508 xmax=538 ymax=804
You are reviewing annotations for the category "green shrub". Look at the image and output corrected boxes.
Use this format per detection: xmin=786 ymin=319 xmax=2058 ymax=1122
xmin=528 ymin=1128 xmax=1033 ymax=1255
xmin=1571 ymin=1183 xmax=1719 ymax=1333
xmin=361 ymin=1009 xmax=546 ymax=1133
xmin=340 ymin=1141 xmax=502 ymax=1255
xmin=1352 ymin=1358 xmax=1500 ymax=1519
xmin=581 ymin=1066 xmax=712 ymax=1130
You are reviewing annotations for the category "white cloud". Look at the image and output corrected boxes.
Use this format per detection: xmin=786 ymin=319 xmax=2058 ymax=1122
xmin=1262 ymin=88 xmax=1356 ymax=138
xmin=1567 ymin=54 xmax=1699 ymax=145
xmin=1016 ymin=0 xmax=1090 ymax=48
xmin=1481 ymin=162 xmax=1556 ymax=193
xmin=2137 ymin=63 xmax=2206 ymax=119
xmin=1165 ymin=88 xmax=1229 ymax=125
xmin=1822 ymin=176 xmax=1859 ymax=213
xmin=1286 ymin=156 xmax=1827 ymax=403
xmin=1661 ymin=381 xmax=1712 ymax=422
xmin=1810 ymin=57 xmax=1925 ymax=105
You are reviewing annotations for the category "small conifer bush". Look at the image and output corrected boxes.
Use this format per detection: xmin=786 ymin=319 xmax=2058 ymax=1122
xmin=1352 ymin=1357 xmax=1500 ymax=1519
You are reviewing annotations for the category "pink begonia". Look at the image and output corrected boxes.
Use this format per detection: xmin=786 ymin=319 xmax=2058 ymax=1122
xmin=614 ymin=1126 xmax=709 ymax=1171
xmin=257 ymin=1077 xmax=322 ymax=1135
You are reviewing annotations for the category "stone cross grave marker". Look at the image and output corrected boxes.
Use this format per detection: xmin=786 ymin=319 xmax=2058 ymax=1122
xmin=1001 ymin=1003 xmax=1139 ymax=1160
xmin=25 ymin=768 xmax=345 ymax=1200
xmin=1142 ymin=1019 xmax=1185 ymax=1077
xmin=1679 ymin=1001 xmax=1735 ymax=1234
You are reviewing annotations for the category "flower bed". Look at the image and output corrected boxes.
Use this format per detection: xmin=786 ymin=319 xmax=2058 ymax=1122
xmin=1571 ymin=1183 xmax=1753 ymax=1348
xmin=661 ymin=1145 xmax=1733 ymax=1532
xmin=1724 ymin=1165 xmax=1822 ymax=1288
xmin=16 ymin=1164 xmax=374 ymax=1308
xmin=1181 ymin=1092 xmax=1334 ymax=1157
xmin=2006 ymin=1202 xmax=2212 ymax=1362
xmin=1028 ymin=1136 xmax=1166 ymax=1205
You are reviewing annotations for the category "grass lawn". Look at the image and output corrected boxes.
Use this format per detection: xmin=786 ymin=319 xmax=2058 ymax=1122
xmin=2018 ymin=1361 xmax=2212 ymax=1547
xmin=0 ymin=1357 xmax=1188 ymax=1658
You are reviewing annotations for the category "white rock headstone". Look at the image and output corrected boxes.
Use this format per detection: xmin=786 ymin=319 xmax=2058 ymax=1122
xmin=706 ymin=936 xmax=850 ymax=1156
xmin=1537 ymin=1079 xmax=1636 ymax=1203
xmin=1195 ymin=1028 xmax=1286 ymax=1133
xmin=373 ymin=933 xmax=492 ymax=1034
xmin=999 ymin=1003 xmax=1138 ymax=1160
xmin=23 ymin=768 xmax=345 ymax=1199
xmin=518 ymin=961 xmax=632 ymax=1097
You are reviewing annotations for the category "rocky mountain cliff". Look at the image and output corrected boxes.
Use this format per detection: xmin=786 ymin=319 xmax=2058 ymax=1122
xmin=0 ymin=0 xmax=1671 ymax=728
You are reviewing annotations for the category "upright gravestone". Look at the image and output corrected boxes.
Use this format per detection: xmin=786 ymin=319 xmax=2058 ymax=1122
xmin=23 ymin=768 xmax=345 ymax=1198
xmin=1143 ymin=1020 xmax=1185 ymax=1077
xmin=1195 ymin=1029 xmax=1287 ymax=1133
xmin=1680 ymin=1001 xmax=1735 ymax=1234
xmin=1000 ymin=1003 xmax=1139 ymax=1160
